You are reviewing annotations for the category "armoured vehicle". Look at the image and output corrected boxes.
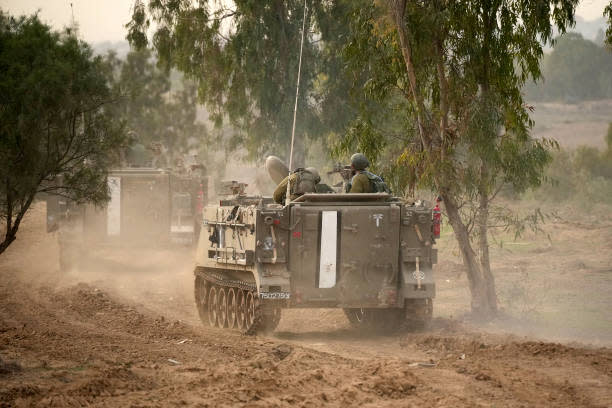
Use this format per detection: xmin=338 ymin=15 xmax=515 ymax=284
xmin=193 ymin=176 xmax=436 ymax=334
xmin=48 ymin=163 xmax=208 ymax=271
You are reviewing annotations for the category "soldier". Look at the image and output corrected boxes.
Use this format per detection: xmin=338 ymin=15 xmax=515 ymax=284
xmin=273 ymin=167 xmax=321 ymax=204
xmin=347 ymin=153 xmax=390 ymax=193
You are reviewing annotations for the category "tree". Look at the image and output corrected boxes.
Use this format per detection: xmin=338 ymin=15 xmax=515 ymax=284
xmin=0 ymin=12 xmax=125 ymax=255
xmin=113 ymin=48 xmax=172 ymax=148
xmin=126 ymin=0 xmax=356 ymax=164
xmin=339 ymin=0 xmax=577 ymax=317
xmin=103 ymin=48 xmax=208 ymax=163
xmin=524 ymin=33 xmax=612 ymax=101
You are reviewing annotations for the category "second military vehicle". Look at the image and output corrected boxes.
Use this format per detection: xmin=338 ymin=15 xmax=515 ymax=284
xmin=47 ymin=155 xmax=208 ymax=271
xmin=193 ymin=177 xmax=436 ymax=334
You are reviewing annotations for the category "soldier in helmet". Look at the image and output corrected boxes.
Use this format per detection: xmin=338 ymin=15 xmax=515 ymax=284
xmin=273 ymin=167 xmax=321 ymax=204
xmin=347 ymin=153 xmax=390 ymax=194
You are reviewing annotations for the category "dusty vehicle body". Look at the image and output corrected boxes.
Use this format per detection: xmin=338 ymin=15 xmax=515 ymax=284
xmin=48 ymin=167 xmax=207 ymax=270
xmin=194 ymin=185 xmax=436 ymax=334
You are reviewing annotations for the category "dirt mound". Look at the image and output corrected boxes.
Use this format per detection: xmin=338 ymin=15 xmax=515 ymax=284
xmin=53 ymin=283 xmax=191 ymax=341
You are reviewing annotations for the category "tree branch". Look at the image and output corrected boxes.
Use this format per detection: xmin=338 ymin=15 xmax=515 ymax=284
xmin=389 ymin=0 xmax=431 ymax=149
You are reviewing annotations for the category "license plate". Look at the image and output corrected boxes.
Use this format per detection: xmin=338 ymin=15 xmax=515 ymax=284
xmin=259 ymin=292 xmax=291 ymax=299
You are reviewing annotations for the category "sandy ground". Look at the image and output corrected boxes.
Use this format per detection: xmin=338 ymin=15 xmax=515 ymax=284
xmin=1 ymin=202 xmax=611 ymax=407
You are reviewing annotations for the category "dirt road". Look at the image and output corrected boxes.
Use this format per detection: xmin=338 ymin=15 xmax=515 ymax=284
xmin=1 ymin=204 xmax=611 ymax=407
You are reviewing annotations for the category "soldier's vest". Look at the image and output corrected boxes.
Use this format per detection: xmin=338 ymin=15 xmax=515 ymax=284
xmin=292 ymin=168 xmax=317 ymax=195
xmin=347 ymin=171 xmax=391 ymax=193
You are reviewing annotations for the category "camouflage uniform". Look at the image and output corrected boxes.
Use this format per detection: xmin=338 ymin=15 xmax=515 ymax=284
xmin=349 ymin=172 xmax=373 ymax=193
xmin=273 ymin=173 xmax=300 ymax=204
xmin=347 ymin=153 xmax=382 ymax=193
xmin=273 ymin=168 xmax=320 ymax=204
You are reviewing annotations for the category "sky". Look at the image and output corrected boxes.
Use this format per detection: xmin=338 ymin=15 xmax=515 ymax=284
xmin=0 ymin=0 xmax=609 ymax=44
xmin=0 ymin=0 xmax=133 ymax=43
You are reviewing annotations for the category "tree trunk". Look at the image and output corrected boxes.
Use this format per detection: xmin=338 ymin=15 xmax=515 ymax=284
xmin=442 ymin=192 xmax=496 ymax=318
xmin=389 ymin=1 xmax=498 ymax=319
xmin=477 ymin=165 xmax=498 ymax=315
xmin=0 ymin=193 xmax=35 ymax=256
xmin=389 ymin=0 xmax=430 ymax=149
xmin=0 ymin=231 xmax=17 ymax=255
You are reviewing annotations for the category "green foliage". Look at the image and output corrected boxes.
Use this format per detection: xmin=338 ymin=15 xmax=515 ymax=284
xmin=530 ymin=138 xmax=612 ymax=203
xmin=605 ymin=3 xmax=612 ymax=48
xmin=126 ymin=0 xmax=356 ymax=162
xmin=0 ymin=12 xmax=125 ymax=253
xmin=340 ymin=1 xmax=575 ymax=198
xmin=336 ymin=0 xmax=577 ymax=316
xmin=524 ymin=33 xmax=612 ymax=101
xmin=102 ymin=48 xmax=208 ymax=163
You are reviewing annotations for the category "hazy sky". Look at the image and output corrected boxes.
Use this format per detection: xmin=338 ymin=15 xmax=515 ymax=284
xmin=0 ymin=0 xmax=133 ymax=43
xmin=0 ymin=0 xmax=609 ymax=44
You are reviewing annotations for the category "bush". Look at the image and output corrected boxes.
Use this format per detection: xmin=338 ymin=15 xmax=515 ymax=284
xmin=524 ymin=33 xmax=612 ymax=102
xmin=528 ymin=133 xmax=612 ymax=203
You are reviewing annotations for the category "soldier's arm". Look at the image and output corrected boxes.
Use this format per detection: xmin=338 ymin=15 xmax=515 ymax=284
xmin=349 ymin=174 xmax=368 ymax=193
xmin=273 ymin=176 xmax=289 ymax=204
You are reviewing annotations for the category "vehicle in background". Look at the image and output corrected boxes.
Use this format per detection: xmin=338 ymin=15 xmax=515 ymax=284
xmin=47 ymin=151 xmax=208 ymax=271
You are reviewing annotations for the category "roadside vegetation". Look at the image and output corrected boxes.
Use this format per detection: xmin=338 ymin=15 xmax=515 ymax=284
xmin=0 ymin=12 xmax=125 ymax=254
xmin=529 ymin=124 xmax=612 ymax=205
xmin=0 ymin=10 xmax=208 ymax=255
xmin=524 ymin=33 xmax=612 ymax=102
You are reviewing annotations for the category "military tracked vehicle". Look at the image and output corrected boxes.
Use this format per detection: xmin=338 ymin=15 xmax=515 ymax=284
xmin=47 ymin=154 xmax=208 ymax=271
xmin=193 ymin=179 xmax=436 ymax=334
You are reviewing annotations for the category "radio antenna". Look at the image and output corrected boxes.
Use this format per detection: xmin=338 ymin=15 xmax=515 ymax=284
xmin=285 ymin=0 xmax=308 ymax=206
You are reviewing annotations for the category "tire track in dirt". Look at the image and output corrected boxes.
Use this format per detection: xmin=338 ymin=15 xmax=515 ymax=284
xmin=2 ymin=267 xmax=611 ymax=407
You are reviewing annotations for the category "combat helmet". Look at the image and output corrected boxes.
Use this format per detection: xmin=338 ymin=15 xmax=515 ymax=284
xmin=350 ymin=153 xmax=369 ymax=171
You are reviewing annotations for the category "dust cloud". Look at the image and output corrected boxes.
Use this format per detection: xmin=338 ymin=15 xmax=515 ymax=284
xmin=0 ymin=166 xmax=611 ymax=406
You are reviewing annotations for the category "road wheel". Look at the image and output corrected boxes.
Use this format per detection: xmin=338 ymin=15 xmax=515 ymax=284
xmin=207 ymin=286 xmax=218 ymax=327
xmin=236 ymin=290 xmax=246 ymax=330
xmin=217 ymin=288 xmax=228 ymax=328
xmin=245 ymin=291 xmax=255 ymax=331
xmin=226 ymin=288 xmax=237 ymax=329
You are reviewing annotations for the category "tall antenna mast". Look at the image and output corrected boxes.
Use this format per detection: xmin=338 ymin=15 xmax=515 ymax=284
xmin=285 ymin=0 xmax=308 ymax=205
xmin=69 ymin=2 xmax=78 ymax=36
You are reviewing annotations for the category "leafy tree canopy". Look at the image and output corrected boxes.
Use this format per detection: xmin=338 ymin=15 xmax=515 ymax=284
xmin=0 ymin=11 xmax=125 ymax=254
xmin=525 ymin=32 xmax=612 ymax=101
xmin=127 ymin=0 xmax=356 ymax=162
xmin=605 ymin=2 xmax=612 ymax=47
xmin=337 ymin=0 xmax=577 ymax=317
xmin=103 ymin=48 xmax=208 ymax=165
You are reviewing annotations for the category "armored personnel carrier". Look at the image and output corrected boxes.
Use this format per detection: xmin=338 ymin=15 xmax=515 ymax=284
xmin=193 ymin=179 xmax=436 ymax=334
xmin=47 ymin=153 xmax=208 ymax=271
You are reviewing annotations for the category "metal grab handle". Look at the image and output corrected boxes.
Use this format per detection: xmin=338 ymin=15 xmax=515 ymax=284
xmin=343 ymin=224 xmax=358 ymax=233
